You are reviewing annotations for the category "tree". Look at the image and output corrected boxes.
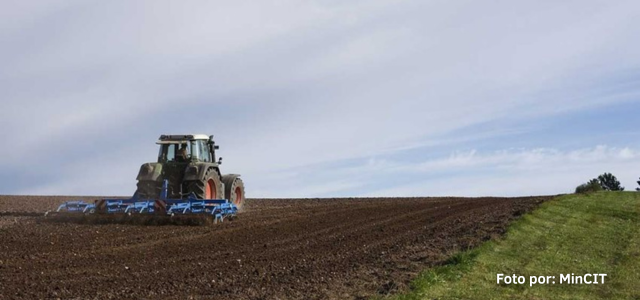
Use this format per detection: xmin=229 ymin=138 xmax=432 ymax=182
xmin=636 ymin=177 xmax=639 ymax=192
xmin=597 ymin=173 xmax=624 ymax=191
xmin=575 ymin=178 xmax=602 ymax=194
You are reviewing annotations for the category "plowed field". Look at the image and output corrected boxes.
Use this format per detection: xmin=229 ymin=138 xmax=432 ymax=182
xmin=0 ymin=195 xmax=549 ymax=299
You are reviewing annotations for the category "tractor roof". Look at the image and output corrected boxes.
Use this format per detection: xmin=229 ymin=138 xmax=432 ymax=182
xmin=157 ymin=134 xmax=210 ymax=144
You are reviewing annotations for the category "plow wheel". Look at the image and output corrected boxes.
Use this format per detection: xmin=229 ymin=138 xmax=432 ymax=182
xmin=136 ymin=180 xmax=160 ymax=199
xmin=185 ymin=168 xmax=223 ymax=199
xmin=222 ymin=175 xmax=245 ymax=210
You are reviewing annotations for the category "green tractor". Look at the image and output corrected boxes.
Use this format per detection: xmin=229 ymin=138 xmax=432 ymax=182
xmin=135 ymin=134 xmax=245 ymax=209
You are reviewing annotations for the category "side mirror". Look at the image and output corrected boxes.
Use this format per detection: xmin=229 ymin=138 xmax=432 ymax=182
xmin=218 ymin=157 xmax=223 ymax=164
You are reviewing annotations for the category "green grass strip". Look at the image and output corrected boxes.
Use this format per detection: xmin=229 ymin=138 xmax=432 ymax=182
xmin=387 ymin=192 xmax=640 ymax=300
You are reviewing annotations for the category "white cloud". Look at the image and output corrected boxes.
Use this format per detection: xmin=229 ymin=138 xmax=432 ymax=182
xmin=1 ymin=1 xmax=639 ymax=196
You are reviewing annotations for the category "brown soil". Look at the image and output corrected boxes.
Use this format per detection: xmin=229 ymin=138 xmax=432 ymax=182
xmin=0 ymin=195 xmax=550 ymax=299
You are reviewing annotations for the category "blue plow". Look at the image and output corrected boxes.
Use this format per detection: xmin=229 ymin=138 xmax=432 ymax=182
xmin=47 ymin=180 xmax=238 ymax=224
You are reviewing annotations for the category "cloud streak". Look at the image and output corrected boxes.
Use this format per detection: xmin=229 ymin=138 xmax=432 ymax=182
xmin=358 ymin=145 xmax=640 ymax=197
xmin=1 ymin=1 xmax=639 ymax=197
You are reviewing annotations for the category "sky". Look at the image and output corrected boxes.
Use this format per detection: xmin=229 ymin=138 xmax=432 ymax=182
xmin=1 ymin=0 xmax=640 ymax=197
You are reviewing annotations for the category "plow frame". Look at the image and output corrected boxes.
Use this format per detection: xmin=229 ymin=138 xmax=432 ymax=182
xmin=48 ymin=180 xmax=238 ymax=223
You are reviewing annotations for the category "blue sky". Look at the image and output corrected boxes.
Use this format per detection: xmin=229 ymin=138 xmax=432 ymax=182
xmin=1 ymin=0 xmax=639 ymax=197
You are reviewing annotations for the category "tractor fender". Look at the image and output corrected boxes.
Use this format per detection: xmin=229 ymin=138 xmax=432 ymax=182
xmin=183 ymin=163 xmax=220 ymax=182
xmin=136 ymin=163 xmax=163 ymax=181
xmin=221 ymin=174 xmax=241 ymax=183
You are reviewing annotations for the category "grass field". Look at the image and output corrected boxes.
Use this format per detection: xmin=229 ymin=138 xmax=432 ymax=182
xmin=389 ymin=191 xmax=640 ymax=300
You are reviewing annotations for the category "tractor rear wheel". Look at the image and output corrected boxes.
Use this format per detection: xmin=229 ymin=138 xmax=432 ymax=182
xmin=136 ymin=180 xmax=160 ymax=199
xmin=222 ymin=175 xmax=245 ymax=209
xmin=185 ymin=168 xmax=223 ymax=199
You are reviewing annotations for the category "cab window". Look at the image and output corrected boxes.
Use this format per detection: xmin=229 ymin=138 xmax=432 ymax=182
xmin=199 ymin=140 xmax=211 ymax=162
xmin=158 ymin=143 xmax=190 ymax=162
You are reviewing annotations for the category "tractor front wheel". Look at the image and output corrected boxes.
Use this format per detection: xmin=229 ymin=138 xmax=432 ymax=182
xmin=222 ymin=175 xmax=245 ymax=210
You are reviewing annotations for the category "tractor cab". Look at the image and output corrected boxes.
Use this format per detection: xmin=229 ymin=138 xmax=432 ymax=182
xmin=156 ymin=134 xmax=218 ymax=164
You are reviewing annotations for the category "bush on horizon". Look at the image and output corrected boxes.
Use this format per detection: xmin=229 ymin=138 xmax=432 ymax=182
xmin=575 ymin=178 xmax=603 ymax=194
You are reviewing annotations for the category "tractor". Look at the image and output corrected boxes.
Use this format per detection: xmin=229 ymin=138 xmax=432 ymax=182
xmin=135 ymin=134 xmax=245 ymax=208
xmin=47 ymin=134 xmax=244 ymax=225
